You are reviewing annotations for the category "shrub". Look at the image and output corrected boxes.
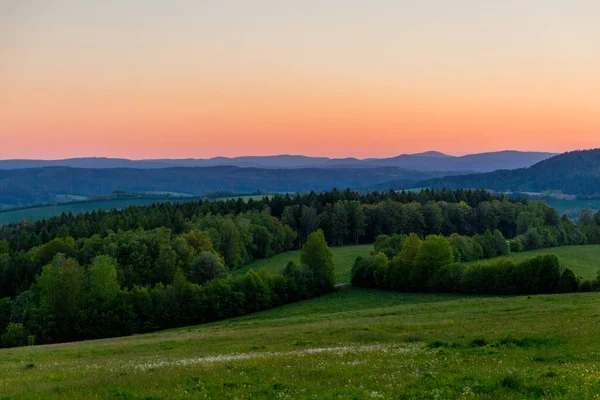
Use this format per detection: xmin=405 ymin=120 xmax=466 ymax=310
xmin=579 ymin=280 xmax=593 ymax=292
xmin=1 ymin=323 xmax=27 ymax=348
xmin=430 ymin=264 xmax=464 ymax=293
xmin=509 ymin=238 xmax=524 ymax=253
xmin=351 ymin=256 xmax=376 ymax=288
xmin=513 ymin=255 xmax=560 ymax=294
xmin=557 ymin=268 xmax=579 ymax=293
xmin=458 ymin=255 xmax=560 ymax=295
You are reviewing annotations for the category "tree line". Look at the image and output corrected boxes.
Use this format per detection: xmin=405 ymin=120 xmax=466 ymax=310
xmin=352 ymin=232 xmax=598 ymax=295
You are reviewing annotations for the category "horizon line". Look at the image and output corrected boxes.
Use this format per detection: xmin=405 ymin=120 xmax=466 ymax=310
xmin=0 ymin=148 xmax=570 ymax=162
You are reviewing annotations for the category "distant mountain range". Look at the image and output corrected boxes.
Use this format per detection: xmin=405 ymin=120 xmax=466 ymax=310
xmin=422 ymin=149 xmax=600 ymax=197
xmin=0 ymin=150 xmax=555 ymax=173
xmin=7 ymin=149 xmax=599 ymax=210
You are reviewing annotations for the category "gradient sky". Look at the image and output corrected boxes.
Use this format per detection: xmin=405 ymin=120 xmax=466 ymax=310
xmin=2 ymin=0 xmax=599 ymax=159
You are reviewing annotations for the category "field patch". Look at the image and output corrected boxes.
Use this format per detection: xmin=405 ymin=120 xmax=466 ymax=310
xmin=463 ymin=245 xmax=600 ymax=279
xmin=234 ymin=244 xmax=372 ymax=284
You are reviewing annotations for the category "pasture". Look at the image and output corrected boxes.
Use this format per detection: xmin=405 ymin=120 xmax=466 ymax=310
xmin=1 ymin=286 xmax=599 ymax=399
xmin=234 ymin=244 xmax=372 ymax=284
xmin=464 ymin=245 xmax=600 ymax=280
xmin=236 ymin=244 xmax=600 ymax=284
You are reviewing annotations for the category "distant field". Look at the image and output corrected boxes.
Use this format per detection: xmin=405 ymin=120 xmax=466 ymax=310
xmin=464 ymin=245 xmax=600 ymax=280
xmin=234 ymin=244 xmax=372 ymax=284
xmin=237 ymin=244 xmax=600 ymax=284
xmin=1 ymin=285 xmax=599 ymax=399
xmin=0 ymin=195 xmax=268 ymax=225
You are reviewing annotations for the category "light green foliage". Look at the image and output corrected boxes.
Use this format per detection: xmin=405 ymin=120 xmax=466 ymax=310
xmin=88 ymin=255 xmax=120 ymax=301
xmin=1 ymin=322 xmax=26 ymax=348
xmin=395 ymin=233 xmax=422 ymax=266
xmin=385 ymin=233 xmax=422 ymax=290
xmin=38 ymin=254 xmax=86 ymax=321
xmin=371 ymin=252 xmax=389 ymax=287
xmin=412 ymin=235 xmax=454 ymax=289
xmin=301 ymin=230 xmax=335 ymax=291
xmin=510 ymin=238 xmax=524 ymax=252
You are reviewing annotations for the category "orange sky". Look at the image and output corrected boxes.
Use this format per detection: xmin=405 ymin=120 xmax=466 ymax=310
xmin=1 ymin=0 xmax=599 ymax=159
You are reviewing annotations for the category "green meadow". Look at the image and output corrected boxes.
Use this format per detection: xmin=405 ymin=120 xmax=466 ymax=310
xmin=463 ymin=245 xmax=600 ymax=280
xmin=236 ymin=244 xmax=600 ymax=284
xmin=234 ymin=244 xmax=372 ymax=284
xmin=1 ymin=287 xmax=599 ymax=399
xmin=1 ymin=245 xmax=599 ymax=399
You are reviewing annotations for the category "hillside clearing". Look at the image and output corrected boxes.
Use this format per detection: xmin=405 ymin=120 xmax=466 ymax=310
xmin=464 ymin=245 xmax=600 ymax=279
xmin=234 ymin=244 xmax=372 ymax=284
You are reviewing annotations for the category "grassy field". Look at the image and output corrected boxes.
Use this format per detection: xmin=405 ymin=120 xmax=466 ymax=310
xmin=234 ymin=244 xmax=372 ymax=284
xmin=1 ymin=286 xmax=599 ymax=399
xmin=0 ymin=195 xmax=266 ymax=225
xmin=236 ymin=244 xmax=600 ymax=284
xmin=464 ymin=245 xmax=600 ymax=280
xmin=2 ymin=245 xmax=600 ymax=398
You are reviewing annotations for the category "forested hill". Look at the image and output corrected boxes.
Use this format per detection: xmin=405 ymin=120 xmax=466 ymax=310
xmin=422 ymin=149 xmax=600 ymax=197
xmin=0 ymin=166 xmax=442 ymax=206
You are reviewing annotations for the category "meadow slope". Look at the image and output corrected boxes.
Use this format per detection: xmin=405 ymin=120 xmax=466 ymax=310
xmin=1 ymin=287 xmax=599 ymax=399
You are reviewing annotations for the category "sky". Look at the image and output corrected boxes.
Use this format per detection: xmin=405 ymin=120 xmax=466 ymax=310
xmin=1 ymin=0 xmax=600 ymax=159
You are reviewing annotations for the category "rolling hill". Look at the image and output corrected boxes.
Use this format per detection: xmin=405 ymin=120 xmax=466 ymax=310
xmin=2 ymin=282 xmax=599 ymax=398
xmin=420 ymin=149 xmax=600 ymax=197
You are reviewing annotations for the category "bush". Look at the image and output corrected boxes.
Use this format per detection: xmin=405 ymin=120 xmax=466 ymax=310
xmin=351 ymin=256 xmax=376 ymax=288
xmin=1 ymin=323 xmax=27 ymax=348
xmin=457 ymin=255 xmax=560 ymax=295
xmin=513 ymin=255 xmax=560 ymax=294
xmin=557 ymin=268 xmax=579 ymax=293
xmin=579 ymin=280 xmax=593 ymax=292
xmin=509 ymin=239 xmax=524 ymax=253
xmin=430 ymin=264 xmax=464 ymax=293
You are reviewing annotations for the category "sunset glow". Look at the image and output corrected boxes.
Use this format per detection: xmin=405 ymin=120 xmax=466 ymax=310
xmin=2 ymin=0 xmax=599 ymax=159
